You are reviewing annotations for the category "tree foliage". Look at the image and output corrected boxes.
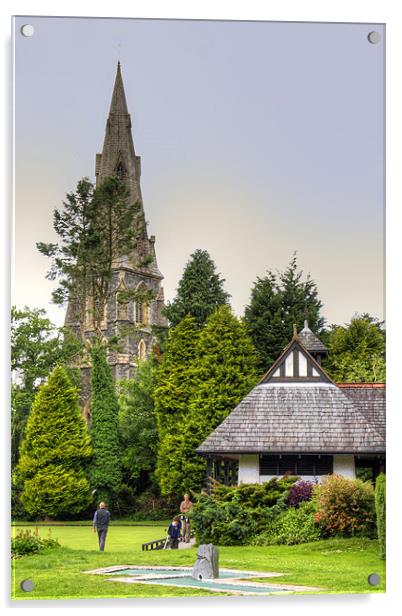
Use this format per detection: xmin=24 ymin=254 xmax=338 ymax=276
xmin=154 ymin=307 xmax=259 ymax=496
xmin=323 ymin=314 xmax=386 ymax=382
xmin=11 ymin=306 xmax=81 ymax=470
xmin=118 ymin=356 xmax=159 ymax=494
xmin=163 ymin=249 xmax=230 ymax=327
xmin=37 ymin=176 xmax=143 ymax=338
xmin=375 ymin=473 xmax=386 ymax=559
xmin=153 ymin=316 xmax=201 ymax=496
xmin=183 ymin=305 xmax=259 ymax=492
xmin=14 ymin=366 xmax=92 ymax=518
xmin=244 ymin=254 xmax=324 ymax=371
xmin=88 ymin=342 xmax=122 ymax=506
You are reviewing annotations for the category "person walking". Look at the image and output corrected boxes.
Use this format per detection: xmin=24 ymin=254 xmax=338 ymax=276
xmin=179 ymin=493 xmax=193 ymax=543
xmin=92 ymin=501 xmax=111 ymax=551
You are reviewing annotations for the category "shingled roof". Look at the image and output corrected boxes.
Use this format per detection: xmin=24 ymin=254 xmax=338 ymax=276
xmin=196 ymin=383 xmax=385 ymax=455
xmin=297 ymin=321 xmax=328 ymax=353
xmin=338 ymin=384 xmax=385 ymax=439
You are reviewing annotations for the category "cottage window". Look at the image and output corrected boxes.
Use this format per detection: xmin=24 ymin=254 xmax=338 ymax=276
xmin=259 ymin=455 xmax=333 ymax=476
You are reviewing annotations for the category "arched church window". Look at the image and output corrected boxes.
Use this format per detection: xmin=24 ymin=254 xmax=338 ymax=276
xmin=115 ymin=161 xmax=126 ymax=179
xmin=116 ymin=297 xmax=129 ymax=320
xmin=138 ymin=339 xmax=146 ymax=360
xmin=135 ymin=301 xmax=143 ymax=324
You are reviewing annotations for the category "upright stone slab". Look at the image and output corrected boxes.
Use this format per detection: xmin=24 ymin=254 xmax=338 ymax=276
xmin=192 ymin=544 xmax=219 ymax=580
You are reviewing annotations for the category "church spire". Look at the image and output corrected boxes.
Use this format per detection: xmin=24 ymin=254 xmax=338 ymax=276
xmin=108 ymin=61 xmax=129 ymax=116
xmin=94 ymin=63 xmax=161 ymax=277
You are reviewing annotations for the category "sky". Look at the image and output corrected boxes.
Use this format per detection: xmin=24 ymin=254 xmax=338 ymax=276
xmin=13 ymin=16 xmax=385 ymax=328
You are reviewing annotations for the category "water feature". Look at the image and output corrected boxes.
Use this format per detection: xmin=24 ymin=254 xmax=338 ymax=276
xmin=90 ymin=565 xmax=301 ymax=595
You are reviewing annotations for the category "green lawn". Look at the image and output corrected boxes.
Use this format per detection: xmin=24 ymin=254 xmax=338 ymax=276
xmin=11 ymin=522 xmax=385 ymax=600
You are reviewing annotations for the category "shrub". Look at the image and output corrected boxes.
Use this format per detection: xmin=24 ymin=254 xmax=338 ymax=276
xmin=11 ymin=528 xmax=60 ymax=558
xmin=20 ymin=465 xmax=92 ymax=519
xmin=252 ymin=501 xmax=322 ymax=545
xmin=313 ymin=474 xmax=376 ymax=538
xmin=190 ymin=477 xmax=297 ymax=545
xmin=375 ymin=473 xmax=386 ymax=559
xmin=287 ymin=480 xmax=315 ymax=507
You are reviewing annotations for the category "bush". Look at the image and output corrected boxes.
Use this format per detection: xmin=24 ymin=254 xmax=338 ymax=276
xmin=190 ymin=477 xmax=297 ymax=545
xmin=252 ymin=501 xmax=322 ymax=545
xmin=313 ymin=474 xmax=376 ymax=538
xmin=375 ymin=473 xmax=386 ymax=559
xmin=11 ymin=528 xmax=60 ymax=558
xmin=20 ymin=465 xmax=92 ymax=519
xmin=287 ymin=480 xmax=315 ymax=507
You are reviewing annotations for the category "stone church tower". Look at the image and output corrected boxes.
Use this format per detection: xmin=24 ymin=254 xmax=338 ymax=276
xmin=65 ymin=63 xmax=167 ymax=393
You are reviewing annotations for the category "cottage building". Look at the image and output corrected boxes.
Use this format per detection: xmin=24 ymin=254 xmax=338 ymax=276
xmin=196 ymin=324 xmax=385 ymax=486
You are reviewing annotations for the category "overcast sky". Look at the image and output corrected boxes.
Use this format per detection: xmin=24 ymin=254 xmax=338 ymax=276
xmin=13 ymin=16 xmax=384 ymax=328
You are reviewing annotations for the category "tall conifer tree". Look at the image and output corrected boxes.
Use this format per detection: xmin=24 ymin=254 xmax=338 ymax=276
xmin=14 ymin=366 xmax=92 ymax=518
xmin=153 ymin=315 xmax=200 ymax=495
xmin=88 ymin=343 xmax=122 ymax=505
xmin=244 ymin=255 xmax=324 ymax=371
xmin=163 ymin=249 xmax=230 ymax=328
xmin=161 ymin=306 xmax=259 ymax=495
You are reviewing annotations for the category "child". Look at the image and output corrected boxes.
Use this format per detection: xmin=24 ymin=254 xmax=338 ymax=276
xmin=167 ymin=515 xmax=182 ymax=549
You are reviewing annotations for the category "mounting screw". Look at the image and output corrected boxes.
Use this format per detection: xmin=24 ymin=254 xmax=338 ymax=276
xmin=20 ymin=579 xmax=34 ymax=592
xmin=368 ymin=573 xmax=380 ymax=586
xmin=20 ymin=24 xmax=34 ymax=37
xmin=367 ymin=31 xmax=380 ymax=44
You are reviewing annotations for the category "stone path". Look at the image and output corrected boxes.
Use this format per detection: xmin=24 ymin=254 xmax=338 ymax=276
xmin=178 ymin=537 xmax=196 ymax=549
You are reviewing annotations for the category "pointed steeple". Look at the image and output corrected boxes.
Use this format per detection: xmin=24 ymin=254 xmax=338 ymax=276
xmin=95 ymin=63 xmax=162 ymax=277
xmin=96 ymin=62 xmax=140 ymax=203
xmin=108 ymin=61 xmax=129 ymax=116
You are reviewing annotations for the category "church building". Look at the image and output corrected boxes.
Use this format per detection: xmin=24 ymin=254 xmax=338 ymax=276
xmin=65 ymin=63 xmax=167 ymax=391
xmin=196 ymin=322 xmax=385 ymax=486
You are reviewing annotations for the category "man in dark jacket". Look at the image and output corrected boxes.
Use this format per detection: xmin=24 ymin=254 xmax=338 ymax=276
xmin=93 ymin=502 xmax=111 ymax=551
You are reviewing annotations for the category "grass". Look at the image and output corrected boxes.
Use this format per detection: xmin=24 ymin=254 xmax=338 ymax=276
xmin=11 ymin=522 xmax=385 ymax=600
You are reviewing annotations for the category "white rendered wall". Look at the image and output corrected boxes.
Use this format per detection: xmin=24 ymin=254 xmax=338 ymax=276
xmin=238 ymin=454 xmax=260 ymax=484
xmin=333 ymin=454 xmax=356 ymax=479
xmin=260 ymin=475 xmax=324 ymax=484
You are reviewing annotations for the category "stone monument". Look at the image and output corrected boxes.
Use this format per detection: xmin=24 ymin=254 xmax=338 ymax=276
xmin=191 ymin=544 xmax=219 ymax=580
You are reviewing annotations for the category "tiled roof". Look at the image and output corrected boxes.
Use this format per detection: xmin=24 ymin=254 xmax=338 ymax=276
xmin=196 ymin=383 xmax=385 ymax=455
xmin=297 ymin=324 xmax=328 ymax=353
xmin=338 ymin=384 xmax=385 ymax=439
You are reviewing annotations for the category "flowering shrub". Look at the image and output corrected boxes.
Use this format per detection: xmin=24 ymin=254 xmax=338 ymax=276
xmin=313 ymin=474 xmax=376 ymax=538
xmin=287 ymin=480 xmax=315 ymax=507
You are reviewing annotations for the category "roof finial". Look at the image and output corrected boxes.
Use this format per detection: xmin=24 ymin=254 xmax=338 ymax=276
xmin=293 ymin=323 xmax=297 ymax=337
xmin=304 ymin=319 xmax=308 ymax=329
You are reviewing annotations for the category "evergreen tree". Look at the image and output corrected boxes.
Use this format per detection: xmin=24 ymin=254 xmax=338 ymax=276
xmin=243 ymin=273 xmax=283 ymax=373
xmin=37 ymin=176 xmax=142 ymax=338
xmin=375 ymin=473 xmax=386 ymax=559
xmin=244 ymin=255 xmax=324 ymax=371
xmin=180 ymin=306 xmax=259 ymax=494
xmin=279 ymin=254 xmax=324 ymax=340
xmin=163 ymin=249 xmax=230 ymax=327
xmin=153 ymin=315 xmax=200 ymax=495
xmin=14 ymin=366 xmax=92 ymax=519
xmin=323 ymin=314 xmax=386 ymax=382
xmin=88 ymin=343 xmax=122 ymax=505
xmin=11 ymin=306 xmax=81 ymax=471
xmin=118 ymin=356 xmax=159 ymax=494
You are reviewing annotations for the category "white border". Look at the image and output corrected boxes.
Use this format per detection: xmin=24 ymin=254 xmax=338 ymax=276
xmin=2 ymin=1 xmax=401 ymax=615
